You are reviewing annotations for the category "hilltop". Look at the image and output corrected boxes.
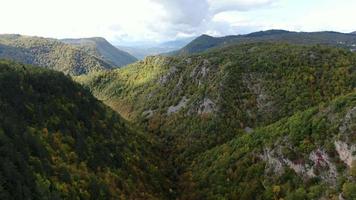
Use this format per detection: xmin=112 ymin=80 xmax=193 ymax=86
xmin=62 ymin=37 xmax=137 ymax=66
xmin=176 ymin=30 xmax=356 ymax=55
xmin=0 ymin=35 xmax=137 ymax=75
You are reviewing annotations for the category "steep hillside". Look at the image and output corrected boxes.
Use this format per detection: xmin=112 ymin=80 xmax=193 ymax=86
xmin=0 ymin=60 xmax=170 ymax=199
xmin=62 ymin=37 xmax=137 ymax=66
xmin=177 ymin=30 xmax=356 ymax=55
xmin=0 ymin=34 xmax=113 ymax=75
xmin=183 ymin=91 xmax=356 ymax=199
xmin=78 ymin=43 xmax=356 ymax=194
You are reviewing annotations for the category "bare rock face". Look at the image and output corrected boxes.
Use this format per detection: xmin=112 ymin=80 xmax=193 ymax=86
xmin=339 ymin=106 xmax=356 ymax=134
xmin=244 ymin=127 xmax=254 ymax=133
xmin=242 ymin=73 xmax=274 ymax=114
xmin=190 ymin=59 xmax=212 ymax=86
xmin=309 ymin=149 xmax=337 ymax=185
xmin=335 ymin=141 xmax=356 ymax=167
xmin=142 ymin=109 xmax=154 ymax=119
xmin=260 ymin=148 xmax=284 ymax=175
xmin=198 ymin=98 xmax=216 ymax=115
xmin=167 ymin=96 xmax=189 ymax=115
xmin=261 ymin=145 xmax=338 ymax=185
xmin=158 ymin=65 xmax=178 ymax=85
xmin=334 ymin=106 xmax=356 ymax=168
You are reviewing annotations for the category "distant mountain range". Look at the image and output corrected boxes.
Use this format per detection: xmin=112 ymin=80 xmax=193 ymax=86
xmin=0 ymin=34 xmax=137 ymax=75
xmin=117 ymin=37 xmax=195 ymax=59
xmin=175 ymin=30 xmax=356 ymax=55
xmin=62 ymin=37 xmax=137 ymax=66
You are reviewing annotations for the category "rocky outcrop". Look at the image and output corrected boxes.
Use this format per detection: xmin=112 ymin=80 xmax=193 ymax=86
xmin=335 ymin=141 xmax=356 ymax=167
xmin=142 ymin=109 xmax=154 ymax=119
xmin=309 ymin=149 xmax=337 ymax=184
xmin=190 ymin=59 xmax=210 ymax=79
xmin=198 ymin=98 xmax=216 ymax=115
xmin=243 ymin=73 xmax=274 ymax=114
xmin=339 ymin=106 xmax=356 ymax=134
xmin=167 ymin=96 xmax=189 ymax=115
xmin=190 ymin=59 xmax=214 ymax=86
xmin=158 ymin=65 xmax=178 ymax=85
xmin=260 ymin=148 xmax=284 ymax=175
xmin=244 ymin=127 xmax=254 ymax=133
xmin=261 ymin=146 xmax=337 ymax=185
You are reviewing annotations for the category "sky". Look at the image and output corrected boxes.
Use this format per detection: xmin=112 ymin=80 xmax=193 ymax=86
xmin=1 ymin=0 xmax=356 ymax=45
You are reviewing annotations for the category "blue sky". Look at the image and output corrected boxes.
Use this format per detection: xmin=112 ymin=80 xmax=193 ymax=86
xmin=0 ymin=0 xmax=355 ymax=45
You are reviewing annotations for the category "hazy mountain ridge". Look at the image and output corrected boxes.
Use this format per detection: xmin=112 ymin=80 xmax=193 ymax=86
xmin=62 ymin=37 xmax=138 ymax=67
xmin=117 ymin=37 xmax=195 ymax=59
xmin=0 ymin=34 xmax=138 ymax=76
xmin=176 ymin=30 xmax=356 ymax=55
xmin=0 ymin=34 xmax=116 ymax=75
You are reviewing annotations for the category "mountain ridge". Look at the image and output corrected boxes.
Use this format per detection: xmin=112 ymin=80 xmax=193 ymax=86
xmin=0 ymin=34 xmax=114 ymax=75
xmin=0 ymin=34 xmax=138 ymax=75
xmin=176 ymin=30 xmax=356 ymax=55
xmin=61 ymin=37 xmax=137 ymax=67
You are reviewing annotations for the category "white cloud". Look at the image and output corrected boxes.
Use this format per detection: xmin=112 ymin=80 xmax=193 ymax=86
xmin=208 ymin=0 xmax=277 ymax=12
xmin=0 ymin=0 xmax=355 ymax=44
xmin=294 ymin=1 xmax=356 ymax=33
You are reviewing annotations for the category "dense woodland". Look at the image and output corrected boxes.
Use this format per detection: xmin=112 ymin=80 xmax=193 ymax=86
xmin=61 ymin=37 xmax=138 ymax=67
xmin=0 ymin=35 xmax=356 ymax=199
xmin=78 ymin=43 xmax=356 ymax=199
xmin=0 ymin=60 xmax=169 ymax=199
xmin=0 ymin=34 xmax=137 ymax=75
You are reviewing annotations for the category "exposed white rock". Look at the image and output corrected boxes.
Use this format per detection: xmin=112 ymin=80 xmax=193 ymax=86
xmin=283 ymin=158 xmax=307 ymax=175
xmin=339 ymin=106 xmax=356 ymax=134
xmin=335 ymin=141 xmax=356 ymax=167
xmin=159 ymin=66 xmax=178 ymax=85
xmin=244 ymin=127 xmax=254 ymax=133
xmin=260 ymin=148 xmax=284 ymax=175
xmin=261 ymin=145 xmax=339 ymax=185
xmin=190 ymin=59 xmax=210 ymax=81
xmin=309 ymin=149 xmax=337 ymax=184
xmin=142 ymin=110 xmax=154 ymax=119
xmin=242 ymin=73 xmax=274 ymax=113
xmin=198 ymin=98 xmax=216 ymax=114
xmin=185 ymin=58 xmax=192 ymax=65
xmin=167 ymin=96 xmax=189 ymax=115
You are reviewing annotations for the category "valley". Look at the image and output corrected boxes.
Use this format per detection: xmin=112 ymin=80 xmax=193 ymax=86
xmin=0 ymin=30 xmax=356 ymax=199
xmin=76 ymin=42 xmax=356 ymax=199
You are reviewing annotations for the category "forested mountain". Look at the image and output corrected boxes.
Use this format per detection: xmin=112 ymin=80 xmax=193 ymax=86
xmin=0 ymin=60 xmax=170 ymax=199
xmin=61 ymin=37 xmax=137 ymax=67
xmin=176 ymin=30 xmax=356 ymax=55
xmin=78 ymin=43 xmax=356 ymax=199
xmin=0 ymin=34 xmax=139 ymax=75
xmin=184 ymin=91 xmax=356 ymax=199
xmin=0 ymin=34 xmax=115 ymax=75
